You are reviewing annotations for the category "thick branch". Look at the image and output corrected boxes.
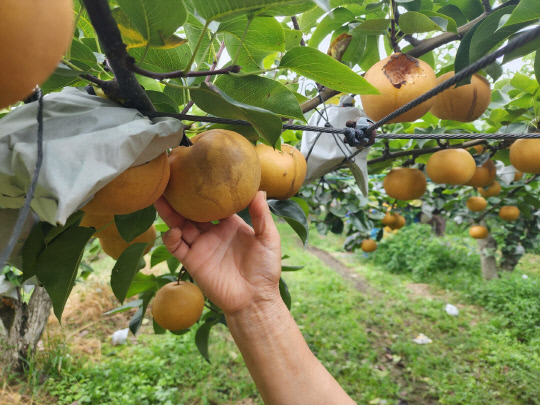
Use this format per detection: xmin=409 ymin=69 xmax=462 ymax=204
xmin=406 ymin=0 xmax=519 ymax=58
xmin=300 ymin=0 xmax=520 ymax=115
xmin=82 ymin=0 xmax=155 ymax=112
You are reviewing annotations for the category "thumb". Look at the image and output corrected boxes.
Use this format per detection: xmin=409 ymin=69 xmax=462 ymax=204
xmin=249 ymin=191 xmax=277 ymax=239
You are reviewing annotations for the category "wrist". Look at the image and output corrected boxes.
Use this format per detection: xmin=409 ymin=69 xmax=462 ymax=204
xmin=225 ymin=293 xmax=287 ymax=332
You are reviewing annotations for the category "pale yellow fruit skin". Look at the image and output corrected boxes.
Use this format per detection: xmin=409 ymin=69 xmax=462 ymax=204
xmin=152 ymin=282 xmax=205 ymax=331
xmin=466 ymin=196 xmax=487 ymax=212
xmin=510 ymin=139 xmax=540 ymax=174
xmin=361 ymin=239 xmax=377 ymax=253
xmin=381 ymin=212 xmax=398 ymax=227
xmin=361 ymin=53 xmax=436 ymax=123
xmin=389 ymin=214 xmax=406 ymax=230
xmin=499 ymin=206 xmax=520 ymax=221
xmin=469 ymin=225 xmax=488 ymax=239
xmin=478 ymin=181 xmax=501 ymax=197
xmin=256 ymin=143 xmax=307 ymax=200
xmin=99 ymin=225 xmax=156 ymax=260
xmin=0 ymin=0 xmax=74 ymax=108
xmin=430 ymin=72 xmax=491 ymax=122
xmin=383 ymin=167 xmax=426 ymax=200
xmin=465 ymin=159 xmax=497 ymax=188
xmin=426 ymin=149 xmax=476 ymax=185
xmin=80 ymin=213 xmax=117 ymax=239
xmin=82 ymin=152 xmax=170 ymax=215
xmin=164 ymin=130 xmax=261 ymax=222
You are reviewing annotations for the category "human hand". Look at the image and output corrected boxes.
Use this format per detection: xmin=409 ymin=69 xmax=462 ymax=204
xmin=154 ymin=191 xmax=282 ymax=315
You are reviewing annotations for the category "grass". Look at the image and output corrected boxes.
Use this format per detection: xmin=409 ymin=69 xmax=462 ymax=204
xmin=4 ymin=222 xmax=540 ymax=404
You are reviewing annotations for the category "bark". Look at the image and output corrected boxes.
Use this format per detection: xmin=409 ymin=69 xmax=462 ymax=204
xmin=428 ymin=214 xmax=446 ymax=236
xmin=476 ymin=233 xmax=499 ymax=280
xmin=0 ymin=286 xmax=52 ymax=373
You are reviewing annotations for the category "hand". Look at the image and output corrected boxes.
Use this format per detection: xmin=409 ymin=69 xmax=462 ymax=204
xmin=154 ymin=191 xmax=282 ymax=315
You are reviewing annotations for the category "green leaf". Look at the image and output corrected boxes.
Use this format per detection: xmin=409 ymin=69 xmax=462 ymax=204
xmin=129 ymin=290 xmax=154 ymax=335
xmin=103 ymin=299 xmax=143 ymax=316
xmin=114 ymin=206 xmax=156 ymax=243
xmin=510 ymin=73 xmax=539 ymax=95
xmin=279 ymin=46 xmax=378 ymax=95
xmin=356 ymin=19 xmax=391 ymax=34
xmin=502 ymin=0 xmax=540 ymax=27
xmin=535 ymin=51 xmax=540 ymax=86
xmin=268 ymin=199 xmax=308 ymax=245
xmin=219 ymin=17 xmax=285 ymax=72
xmin=195 ymin=320 xmax=215 ymax=363
xmin=146 ymin=90 xmax=180 ymax=113
xmin=214 ymin=75 xmax=305 ymax=121
xmin=153 ymin=319 xmax=167 ymax=334
xmin=468 ymin=6 xmax=531 ymax=66
xmin=308 ymin=8 xmax=355 ymax=49
xmin=129 ymin=45 xmax=192 ymax=73
xmin=191 ymin=0 xmax=307 ymax=22
xmin=421 ymin=11 xmax=458 ymax=33
xmin=69 ymin=39 xmax=97 ymax=65
xmin=290 ymin=196 xmax=310 ymax=218
xmin=150 ymin=245 xmax=172 ymax=267
xmin=436 ymin=5 xmax=467 ymax=27
xmin=111 ymin=243 xmax=149 ymax=303
xmin=502 ymin=35 xmax=540 ymax=65
xmin=117 ymin=0 xmax=187 ymax=47
xmin=282 ymin=264 xmax=304 ymax=271
xmin=283 ymin=28 xmax=303 ymax=50
xmin=190 ymin=82 xmax=283 ymax=146
xmin=126 ymin=272 xmax=159 ymax=298
xmin=44 ymin=211 xmax=84 ymax=245
xmin=167 ymin=256 xmax=181 ymax=273
xmin=454 ymin=19 xmax=481 ymax=76
xmin=399 ymin=11 xmax=445 ymax=34
xmin=36 ymin=225 xmax=95 ymax=322
xmin=21 ymin=224 xmax=47 ymax=282
xmin=279 ymin=277 xmax=291 ymax=309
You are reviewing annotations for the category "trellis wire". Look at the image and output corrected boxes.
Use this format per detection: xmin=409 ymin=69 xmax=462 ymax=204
xmin=0 ymin=90 xmax=44 ymax=268
xmin=365 ymin=25 xmax=540 ymax=133
xmin=144 ymin=26 xmax=540 ymax=142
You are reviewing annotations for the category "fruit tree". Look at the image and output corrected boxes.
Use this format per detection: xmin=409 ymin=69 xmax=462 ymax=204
xmin=0 ymin=0 xmax=539 ymax=372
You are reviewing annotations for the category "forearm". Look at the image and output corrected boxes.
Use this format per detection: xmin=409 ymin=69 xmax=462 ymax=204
xmin=225 ymin=298 xmax=356 ymax=405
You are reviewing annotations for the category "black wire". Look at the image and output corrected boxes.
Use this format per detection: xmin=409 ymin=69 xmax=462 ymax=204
xmin=0 ymin=90 xmax=44 ymax=268
xmin=365 ymin=25 xmax=540 ymax=133
xmin=143 ymin=26 xmax=540 ymax=142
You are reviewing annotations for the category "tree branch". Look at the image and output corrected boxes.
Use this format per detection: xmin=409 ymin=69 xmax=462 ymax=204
xmin=126 ymin=61 xmax=241 ymax=80
xmin=82 ymin=0 xmax=155 ymax=112
xmin=291 ymin=16 xmax=306 ymax=47
xmin=300 ymin=0 xmax=519 ymax=115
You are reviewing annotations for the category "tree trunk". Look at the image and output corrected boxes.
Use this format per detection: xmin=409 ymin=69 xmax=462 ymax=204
xmin=428 ymin=214 xmax=446 ymax=236
xmin=0 ymin=286 xmax=52 ymax=373
xmin=476 ymin=234 xmax=499 ymax=280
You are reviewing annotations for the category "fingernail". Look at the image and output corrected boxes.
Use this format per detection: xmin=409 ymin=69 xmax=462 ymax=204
xmin=263 ymin=191 xmax=267 ymax=201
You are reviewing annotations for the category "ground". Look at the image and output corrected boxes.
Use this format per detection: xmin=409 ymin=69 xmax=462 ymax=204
xmin=2 ymin=223 xmax=538 ymax=404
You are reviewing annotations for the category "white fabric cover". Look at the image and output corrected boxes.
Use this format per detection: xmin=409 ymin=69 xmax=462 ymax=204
xmin=0 ymin=88 xmax=183 ymax=225
xmin=300 ymin=105 xmax=370 ymax=196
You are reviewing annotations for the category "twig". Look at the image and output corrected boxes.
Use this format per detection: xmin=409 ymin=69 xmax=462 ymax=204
xmin=126 ymin=61 xmax=241 ymax=80
xmin=291 ymin=16 xmax=306 ymax=47
xmin=482 ymin=0 xmax=493 ymax=12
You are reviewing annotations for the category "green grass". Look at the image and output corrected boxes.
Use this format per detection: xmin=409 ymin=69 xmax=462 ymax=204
xmin=20 ymin=222 xmax=540 ymax=404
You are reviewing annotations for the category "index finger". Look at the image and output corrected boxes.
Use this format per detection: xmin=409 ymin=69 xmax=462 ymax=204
xmin=154 ymin=196 xmax=187 ymax=229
